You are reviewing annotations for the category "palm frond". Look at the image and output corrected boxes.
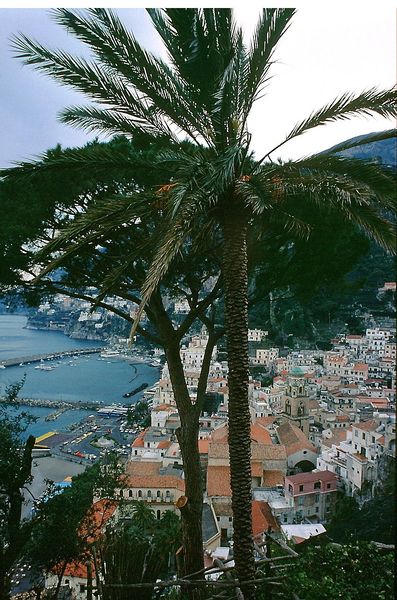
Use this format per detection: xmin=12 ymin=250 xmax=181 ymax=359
xmin=242 ymin=9 xmax=295 ymax=118
xmin=263 ymin=87 xmax=397 ymax=159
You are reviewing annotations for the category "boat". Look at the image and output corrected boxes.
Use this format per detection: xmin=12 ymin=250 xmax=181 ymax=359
xmin=97 ymin=405 xmax=129 ymax=417
xmin=123 ymin=382 xmax=148 ymax=398
xmin=34 ymin=364 xmax=56 ymax=371
xmin=100 ymin=350 xmax=120 ymax=358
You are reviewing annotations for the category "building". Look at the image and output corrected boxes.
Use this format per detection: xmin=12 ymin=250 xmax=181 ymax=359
xmin=276 ymin=421 xmax=318 ymax=474
xmin=279 ymin=371 xmax=311 ymax=437
xmin=284 ymin=471 xmax=339 ymax=523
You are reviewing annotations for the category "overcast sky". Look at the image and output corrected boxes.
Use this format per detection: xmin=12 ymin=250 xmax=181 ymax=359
xmin=0 ymin=3 xmax=395 ymax=168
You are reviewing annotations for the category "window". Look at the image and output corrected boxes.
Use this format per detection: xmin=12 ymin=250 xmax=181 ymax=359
xmin=138 ymin=490 xmax=142 ymax=498
xmin=157 ymin=490 xmax=161 ymax=497
xmin=354 ymin=430 xmax=358 ymax=437
xmin=119 ymin=489 xmax=123 ymax=497
xmin=298 ymin=497 xmax=304 ymax=506
xmin=289 ymin=484 xmax=293 ymax=494
xmin=362 ymin=433 xmax=366 ymax=440
xmin=314 ymin=482 xmax=321 ymax=490
xmin=299 ymin=484 xmax=304 ymax=492
xmin=372 ymin=436 xmax=376 ymax=443
xmin=326 ymin=483 xmax=331 ymax=489
xmin=128 ymin=490 xmax=133 ymax=498
xmin=315 ymin=507 xmax=319 ymax=513
xmin=147 ymin=490 xmax=152 ymax=497
xmin=80 ymin=585 xmax=86 ymax=594
xmin=315 ymin=494 xmax=320 ymax=502
xmin=166 ymin=490 xmax=170 ymax=497
xmin=229 ymin=517 xmax=233 ymax=522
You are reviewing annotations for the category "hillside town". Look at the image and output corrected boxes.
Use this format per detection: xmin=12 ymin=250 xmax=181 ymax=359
xmin=32 ymin=283 xmax=396 ymax=598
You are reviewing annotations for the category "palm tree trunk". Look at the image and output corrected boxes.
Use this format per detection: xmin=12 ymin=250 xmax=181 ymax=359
xmin=221 ymin=213 xmax=256 ymax=598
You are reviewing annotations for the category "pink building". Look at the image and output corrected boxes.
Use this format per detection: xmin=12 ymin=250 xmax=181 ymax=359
xmin=284 ymin=471 xmax=339 ymax=523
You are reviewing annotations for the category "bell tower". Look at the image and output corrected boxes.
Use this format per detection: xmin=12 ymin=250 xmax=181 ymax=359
xmin=281 ymin=368 xmax=310 ymax=436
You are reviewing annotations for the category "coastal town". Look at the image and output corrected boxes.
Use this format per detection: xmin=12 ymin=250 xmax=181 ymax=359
xmin=1 ymin=6 xmax=395 ymax=599
xmin=13 ymin=280 xmax=394 ymax=598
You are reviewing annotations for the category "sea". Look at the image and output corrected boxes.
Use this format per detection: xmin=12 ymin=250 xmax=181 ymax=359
xmin=0 ymin=314 xmax=160 ymax=438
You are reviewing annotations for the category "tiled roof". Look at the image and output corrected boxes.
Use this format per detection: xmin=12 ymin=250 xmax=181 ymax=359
xmin=252 ymin=500 xmax=280 ymax=537
xmin=352 ymin=453 xmax=368 ymax=463
xmin=131 ymin=436 xmax=145 ymax=448
xmin=212 ymin=501 xmax=233 ymax=517
xmin=207 ymin=465 xmax=231 ymax=497
xmin=321 ymin=428 xmax=351 ymax=448
xmin=209 ymin=441 xmax=287 ymax=462
xmin=152 ymin=404 xmax=175 ymax=412
xmin=286 ymin=470 xmax=337 ymax=484
xmin=125 ymin=460 xmax=161 ymax=476
xmin=262 ymin=470 xmax=284 ymax=487
xmin=255 ymin=416 xmax=277 ymax=428
xmin=251 ymin=422 xmax=273 ymax=445
xmin=251 ymin=462 xmax=263 ymax=477
xmin=198 ymin=439 xmax=209 ymax=455
xmin=276 ymin=421 xmax=316 ymax=455
xmin=251 ymin=444 xmax=287 ymax=461
xmin=211 ymin=424 xmax=229 ymax=443
xmin=353 ymin=420 xmax=378 ymax=432
xmin=158 ymin=440 xmax=172 ymax=449
xmin=124 ymin=474 xmax=185 ymax=491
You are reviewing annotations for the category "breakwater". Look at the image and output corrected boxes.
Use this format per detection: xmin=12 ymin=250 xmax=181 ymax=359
xmin=0 ymin=396 xmax=100 ymax=411
xmin=0 ymin=347 xmax=104 ymax=368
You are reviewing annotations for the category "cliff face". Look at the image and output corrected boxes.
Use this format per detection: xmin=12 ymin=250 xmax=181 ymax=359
xmin=27 ymin=309 xmax=131 ymax=341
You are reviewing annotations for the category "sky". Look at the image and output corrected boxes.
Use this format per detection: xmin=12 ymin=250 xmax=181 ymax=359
xmin=0 ymin=2 xmax=395 ymax=168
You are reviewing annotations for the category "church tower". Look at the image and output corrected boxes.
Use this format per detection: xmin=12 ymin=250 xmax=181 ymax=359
xmin=281 ymin=368 xmax=310 ymax=436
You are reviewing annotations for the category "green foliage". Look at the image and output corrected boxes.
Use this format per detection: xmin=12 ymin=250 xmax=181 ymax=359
xmin=327 ymin=457 xmax=395 ymax=544
xmin=26 ymin=458 xmax=122 ymax=573
xmin=127 ymin=400 xmax=150 ymax=428
xmin=100 ymin=507 xmax=182 ymax=600
xmin=284 ymin=542 xmax=394 ymax=600
xmin=0 ymin=379 xmax=36 ymax=599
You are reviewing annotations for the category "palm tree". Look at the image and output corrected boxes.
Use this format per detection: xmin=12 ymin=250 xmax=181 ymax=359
xmin=10 ymin=9 xmax=396 ymax=596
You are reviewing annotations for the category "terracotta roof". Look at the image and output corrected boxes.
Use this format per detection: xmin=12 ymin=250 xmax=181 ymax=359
xmin=63 ymin=560 xmax=90 ymax=579
xmin=255 ymin=416 xmax=277 ymax=428
xmin=209 ymin=441 xmax=287 ymax=462
xmin=377 ymin=435 xmax=385 ymax=445
xmin=152 ymin=404 xmax=175 ymax=412
xmin=212 ymin=501 xmax=233 ymax=517
xmin=251 ymin=422 xmax=273 ymax=445
xmin=353 ymin=363 xmax=368 ymax=371
xmin=276 ymin=421 xmax=317 ymax=456
xmin=198 ymin=439 xmax=209 ymax=455
xmin=210 ymin=424 xmax=229 ymax=443
xmin=251 ymin=462 xmax=263 ymax=477
xmin=262 ymin=470 xmax=284 ymax=487
xmin=81 ymin=499 xmax=117 ymax=544
xmin=321 ymin=428 xmax=350 ymax=448
xmin=208 ymin=442 xmax=229 ymax=459
xmin=125 ymin=461 xmax=161 ymax=476
xmin=353 ymin=420 xmax=378 ymax=432
xmin=251 ymin=444 xmax=287 ymax=461
xmin=336 ymin=415 xmax=350 ymax=422
xmin=158 ymin=440 xmax=172 ymax=449
xmin=207 ymin=465 xmax=231 ymax=497
xmin=124 ymin=474 xmax=185 ymax=491
xmin=252 ymin=500 xmax=280 ymax=537
xmin=131 ymin=432 xmax=146 ymax=448
xmin=352 ymin=453 xmax=368 ymax=462
xmin=286 ymin=470 xmax=337 ymax=484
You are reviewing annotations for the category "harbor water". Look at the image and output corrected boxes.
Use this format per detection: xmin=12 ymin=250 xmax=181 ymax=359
xmin=0 ymin=315 xmax=160 ymax=437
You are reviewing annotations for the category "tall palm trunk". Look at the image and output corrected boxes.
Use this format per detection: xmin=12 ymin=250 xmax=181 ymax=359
xmin=221 ymin=213 xmax=256 ymax=598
